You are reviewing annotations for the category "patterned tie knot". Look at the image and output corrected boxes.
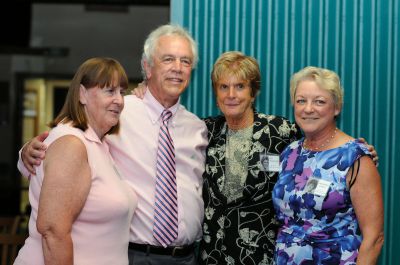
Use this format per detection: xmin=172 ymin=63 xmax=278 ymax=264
xmin=161 ymin=109 xmax=172 ymax=126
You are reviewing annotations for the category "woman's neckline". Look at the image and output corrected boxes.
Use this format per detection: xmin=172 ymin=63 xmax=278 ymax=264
xmin=301 ymin=138 xmax=357 ymax=153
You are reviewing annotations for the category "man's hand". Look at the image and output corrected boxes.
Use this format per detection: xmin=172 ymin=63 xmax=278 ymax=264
xmin=358 ymin=137 xmax=379 ymax=166
xmin=131 ymin=81 xmax=147 ymax=99
xmin=22 ymin=131 xmax=49 ymax=174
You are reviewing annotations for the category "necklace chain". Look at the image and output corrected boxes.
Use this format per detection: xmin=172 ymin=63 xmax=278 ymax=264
xmin=304 ymin=127 xmax=338 ymax=151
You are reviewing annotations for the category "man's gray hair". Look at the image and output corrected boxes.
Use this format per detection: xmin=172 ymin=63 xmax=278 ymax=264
xmin=141 ymin=24 xmax=199 ymax=80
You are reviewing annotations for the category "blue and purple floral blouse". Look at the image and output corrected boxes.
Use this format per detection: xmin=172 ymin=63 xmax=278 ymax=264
xmin=272 ymin=139 xmax=371 ymax=265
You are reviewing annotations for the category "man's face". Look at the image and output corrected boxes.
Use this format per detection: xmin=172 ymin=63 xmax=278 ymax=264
xmin=145 ymin=35 xmax=194 ymax=107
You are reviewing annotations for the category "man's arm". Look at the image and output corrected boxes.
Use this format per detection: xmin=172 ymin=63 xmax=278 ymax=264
xmin=18 ymin=131 xmax=49 ymax=176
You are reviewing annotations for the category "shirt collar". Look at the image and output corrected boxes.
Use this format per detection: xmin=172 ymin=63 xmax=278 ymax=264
xmin=143 ymin=87 xmax=180 ymax=126
xmin=83 ymin=124 xmax=103 ymax=143
xmin=61 ymin=122 xmax=103 ymax=144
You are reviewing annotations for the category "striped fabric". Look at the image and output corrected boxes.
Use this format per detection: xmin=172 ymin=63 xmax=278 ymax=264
xmin=153 ymin=109 xmax=178 ymax=247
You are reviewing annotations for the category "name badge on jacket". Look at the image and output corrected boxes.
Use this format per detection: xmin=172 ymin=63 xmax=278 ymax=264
xmin=260 ymin=153 xmax=280 ymax=172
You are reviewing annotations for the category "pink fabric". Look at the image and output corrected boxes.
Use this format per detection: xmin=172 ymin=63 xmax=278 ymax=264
xmin=15 ymin=123 xmax=137 ymax=265
xmin=17 ymin=144 xmax=31 ymax=180
xmin=106 ymin=91 xmax=208 ymax=246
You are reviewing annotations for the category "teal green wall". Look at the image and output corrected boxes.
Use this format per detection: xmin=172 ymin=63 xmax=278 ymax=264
xmin=171 ymin=0 xmax=399 ymax=264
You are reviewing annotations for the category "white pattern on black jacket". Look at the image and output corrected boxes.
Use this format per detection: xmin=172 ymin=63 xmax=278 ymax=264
xmin=199 ymin=111 xmax=301 ymax=265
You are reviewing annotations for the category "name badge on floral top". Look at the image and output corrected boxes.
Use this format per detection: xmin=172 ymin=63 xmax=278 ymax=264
xmin=305 ymin=177 xmax=331 ymax=197
xmin=260 ymin=153 xmax=280 ymax=172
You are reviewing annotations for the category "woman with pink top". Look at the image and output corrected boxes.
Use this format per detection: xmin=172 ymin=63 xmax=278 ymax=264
xmin=14 ymin=57 xmax=137 ymax=265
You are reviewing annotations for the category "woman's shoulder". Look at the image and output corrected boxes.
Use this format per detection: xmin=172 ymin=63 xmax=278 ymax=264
xmin=254 ymin=112 xmax=300 ymax=140
xmin=254 ymin=112 xmax=292 ymax=123
xmin=45 ymin=123 xmax=85 ymax=145
xmin=202 ymin=115 xmax=225 ymax=131
xmin=347 ymin=139 xmax=371 ymax=156
xmin=315 ymin=139 xmax=371 ymax=164
xmin=254 ymin=112 xmax=297 ymax=132
xmin=202 ymin=114 xmax=224 ymax=123
xmin=334 ymin=131 xmax=370 ymax=155
xmin=44 ymin=133 xmax=87 ymax=171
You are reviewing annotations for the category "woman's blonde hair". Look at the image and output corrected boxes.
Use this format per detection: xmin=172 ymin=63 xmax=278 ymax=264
xmin=211 ymin=51 xmax=261 ymax=97
xmin=290 ymin=66 xmax=343 ymax=111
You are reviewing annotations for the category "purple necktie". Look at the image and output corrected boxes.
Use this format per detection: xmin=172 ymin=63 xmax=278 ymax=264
xmin=153 ymin=109 xmax=178 ymax=247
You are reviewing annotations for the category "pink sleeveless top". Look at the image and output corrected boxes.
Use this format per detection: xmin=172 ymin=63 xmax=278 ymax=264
xmin=15 ymin=123 xmax=137 ymax=265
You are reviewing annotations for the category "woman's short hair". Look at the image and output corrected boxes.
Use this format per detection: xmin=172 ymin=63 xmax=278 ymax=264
xmin=49 ymin=57 xmax=128 ymax=135
xmin=141 ymin=24 xmax=198 ymax=80
xmin=211 ymin=51 xmax=261 ymax=97
xmin=290 ymin=66 xmax=343 ymax=111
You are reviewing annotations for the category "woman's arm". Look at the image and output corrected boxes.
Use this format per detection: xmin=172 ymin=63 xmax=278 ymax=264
xmin=349 ymin=156 xmax=384 ymax=265
xmin=37 ymin=135 xmax=91 ymax=265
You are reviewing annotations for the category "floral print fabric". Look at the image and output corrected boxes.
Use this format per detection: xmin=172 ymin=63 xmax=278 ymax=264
xmin=199 ymin=112 xmax=301 ymax=265
xmin=272 ymin=139 xmax=371 ymax=265
xmin=223 ymin=126 xmax=254 ymax=202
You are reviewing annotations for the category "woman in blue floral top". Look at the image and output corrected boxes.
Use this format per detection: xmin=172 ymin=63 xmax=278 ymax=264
xmin=272 ymin=66 xmax=384 ymax=265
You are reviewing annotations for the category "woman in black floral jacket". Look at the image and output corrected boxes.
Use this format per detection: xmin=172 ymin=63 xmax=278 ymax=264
xmin=198 ymin=51 xmax=301 ymax=265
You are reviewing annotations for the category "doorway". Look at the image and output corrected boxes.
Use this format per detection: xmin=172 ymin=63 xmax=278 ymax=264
xmin=20 ymin=77 xmax=70 ymax=215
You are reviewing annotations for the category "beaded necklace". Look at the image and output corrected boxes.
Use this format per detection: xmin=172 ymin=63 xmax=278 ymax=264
xmin=304 ymin=127 xmax=338 ymax=151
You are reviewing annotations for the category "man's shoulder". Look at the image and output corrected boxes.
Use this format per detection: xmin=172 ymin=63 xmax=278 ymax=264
xmin=176 ymin=104 xmax=204 ymax=123
xmin=123 ymin=95 xmax=143 ymax=106
xmin=120 ymin=95 xmax=147 ymax=116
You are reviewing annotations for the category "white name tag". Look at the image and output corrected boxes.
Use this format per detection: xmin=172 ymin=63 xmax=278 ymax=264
xmin=305 ymin=177 xmax=331 ymax=197
xmin=314 ymin=179 xmax=331 ymax=197
xmin=260 ymin=153 xmax=280 ymax=172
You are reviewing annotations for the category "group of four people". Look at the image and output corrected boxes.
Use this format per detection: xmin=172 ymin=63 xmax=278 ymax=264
xmin=15 ymin=24 xmax=383 ymax=265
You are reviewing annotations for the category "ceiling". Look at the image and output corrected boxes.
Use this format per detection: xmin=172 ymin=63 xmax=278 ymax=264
xmin=29 ymin=0 xmax=169 ymax=5
xmin=0 ymin=0 xmax=170 ymax=55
